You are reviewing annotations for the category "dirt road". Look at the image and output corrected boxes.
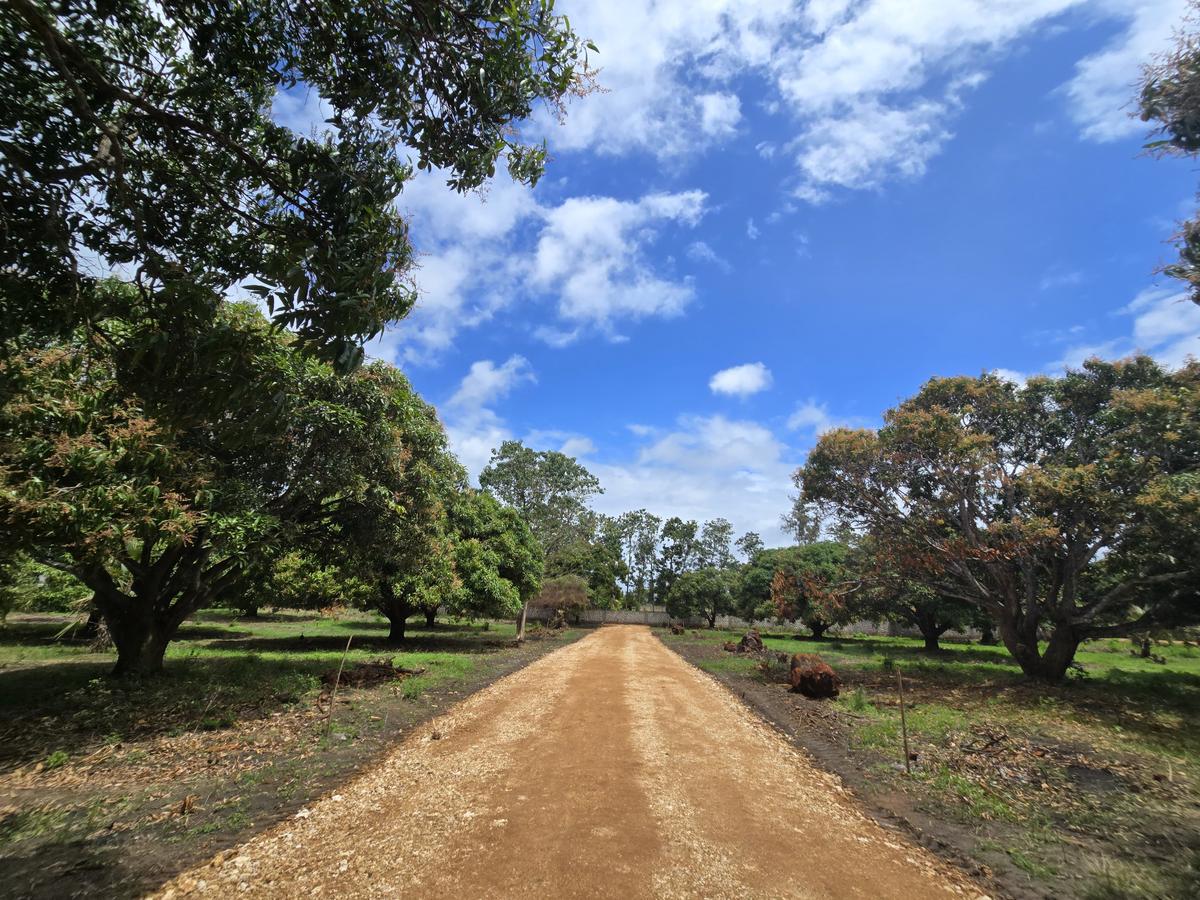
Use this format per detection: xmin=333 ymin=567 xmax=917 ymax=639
xmin=154 ymin=626 xmax=984 ymax=899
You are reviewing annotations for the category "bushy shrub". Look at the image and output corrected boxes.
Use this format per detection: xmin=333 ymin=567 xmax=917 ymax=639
xmin=532 ymin=575 xmax=590 ymax=622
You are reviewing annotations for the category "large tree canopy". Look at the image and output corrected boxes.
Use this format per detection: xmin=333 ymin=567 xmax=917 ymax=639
xmin=737 ymin=543 xmax=854 ymax=639
xmin=1 ymin=0 xmax=592 ymax=365
xmin=479 ymin=440 xmax=602 ymax=557
xmin=665 ymin=567 xmax=735 ymax=629
xmin=0 ymin=299 xmax=416 ymax=673
xmin=800 ymin=358 xmax=1200 ymax=680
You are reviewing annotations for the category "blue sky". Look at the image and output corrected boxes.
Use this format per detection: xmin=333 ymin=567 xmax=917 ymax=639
xmin=281 ymin=0 xmax=1200 ymax=545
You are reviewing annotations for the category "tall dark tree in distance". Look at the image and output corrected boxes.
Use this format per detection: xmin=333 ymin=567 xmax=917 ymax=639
xmin=735 ymin=531 xmax=765 ymax=562
xmin=479 ymin=440 xmax=601 ymax=637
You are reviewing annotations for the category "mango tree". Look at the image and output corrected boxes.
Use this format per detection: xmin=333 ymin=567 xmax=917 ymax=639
xmin=666 ymin=567 xmax=736 ymax=628
xmin=800 ymin=358 xmax=1200 ymax=681
xmin=0 ymin=302 xmax=408 ymax=674
xmin=480 ymin=440 xmax=597 ymax=637
xmin=2 ymin=0 xmax=592 ymax=365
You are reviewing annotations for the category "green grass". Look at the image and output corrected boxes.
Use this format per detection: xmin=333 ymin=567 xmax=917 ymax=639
xmin=676 ymin=627 xmax=1200 ymax=770
xmin=0 ymin=807 xmax=70 ymax=847
xmin=0 ymin=610 xmax=535 ymax=767
xmin=665 ymin=625 xmax=1200 ymax=898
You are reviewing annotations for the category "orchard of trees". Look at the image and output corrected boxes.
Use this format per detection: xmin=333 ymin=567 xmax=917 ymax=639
xmin=0 ymin=1 xmax=594 ymax=675
xmin=500 ymin=356 xmax=1197 ymax=687
xmin=1 ymin=1 xmax=1197 ymax=693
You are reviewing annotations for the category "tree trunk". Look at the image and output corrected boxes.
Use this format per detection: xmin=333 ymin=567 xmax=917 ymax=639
xmin=998 ymin=613 xmax=1080 ymax=682
xmin=243 ymin=604 xmax=259 ymax=618
xmin=90 ymin=583 xmax=195 ymax=678
xmin=914 ymin=609 xmax=945 ymax=653
xmin=424 ymin=607 xmax=437 ymax=628
xmin=1139 ymin=636 xmax=1152 ymax=658
xmin=978 ymin=619 xmax=998 ymax=645
xmin=516 ymin=601 xmax=529 ymax=642
xmin=80 ymin=603 xmax=102 ymax=640
xmin=808 ymin=620 xmax=829 ymax=640
xmin=380 ymin=584 xmax=412 ymax=645
xmin=107 ymin=611 xmax=174 ymax=677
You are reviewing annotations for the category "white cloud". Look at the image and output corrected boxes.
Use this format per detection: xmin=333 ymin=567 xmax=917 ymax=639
xmin=786 ymin=399 xmax=846 ymax=435
xmin=371 ymin=168 xmax=706 ymax=361
xmin=362 ymin=1 xmax=1188 ymax=366
xmin=448 ymin=355 xmax=535 ymax=411
xmin=790 ymin=98 xmax=954 ymax=198
xmin=544 ymin=1 xmax=1169 ymax=200
xmin=561 ymin=436 xmax=599 ymax=458
xmin=541 ymin=2 xmax=783 ymax=158
xmin=1063 ymin=0 xmax=1188 ymax=142
xmin=709 ymin=362 xmax=773 ymax=397
xmin=991 ymin=368 xmax=1029 ymax=386
xmin=687 ymin=240 xmax=732 ymax=272
xmin=271 ymin=87 xmax=333 ymax=137
xmin=1127 ymin=285 xmax=1200 ymax=366
xmin=1039 ymin=268 xmax=1085 ymax=291
xmin=371 ymin=169 xmax=538 ymax=364
xmin=525 ymin=429 xmax=597 ymax=458
xmin=697 ymin=92 xmax=742 ymax=136
xmin=590 ymin=414 xmax=799 ymax=546
xmin=443 ymin=356 xmax=535 ymax=479
xmin=1053 ymin=285 xmax=1200 ymax=369
xmin=531 ymin=191 xmax=707 ymax=337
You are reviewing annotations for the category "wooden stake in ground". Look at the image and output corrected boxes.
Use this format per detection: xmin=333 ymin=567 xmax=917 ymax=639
xmin=897 ymin=666 xmax=911 ymax=775
xmin=326 ymin=635 xmax=353 ymax=739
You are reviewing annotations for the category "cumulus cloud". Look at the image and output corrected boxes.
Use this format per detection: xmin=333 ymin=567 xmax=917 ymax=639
xmin=448 ymin=356 xmax=535 ymax=411
xmin=786 ymin=399 xmax=852 ymax=435
xmin=1053 ymin=285 xmax=1200 ymax=369
xmin=1062 ymin=0 xmax=1188 ymax=142
xmin=524 ymin=429 xmax=598 ymax=458
xmin=538 ymin=2 xmax=782 ymax=157
xmin=709 ymin=362 xmax=773 ymax=397
xmin=1126 ymin=285 xmax=1200 ymax=366
xmin=371 ymin=168 xmax=707 ymax=362
xmin=347 ymin=1 xmax=1188 ymax=366
xmin=531 ymin=191 xmax=707 ymax=337
xmin=443 ymin=356 xmax=535 ymax=479
xmin=790 ymin=98 xmax=953 ymax=201
xmin=697 ymin=92 xmax=742 ymax=136
xmin=542 ymin=0 xmax=1170 ymax=200
xmin=991 ymin=368 xmax=1030 ymax=386
xmin=590 ymin=415 xmax=799 ymax=546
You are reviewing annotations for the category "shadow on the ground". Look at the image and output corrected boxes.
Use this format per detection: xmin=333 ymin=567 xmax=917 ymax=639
xmin=0 ymin=615 xmax=512 ymax=770
xmin=689 ymin=629 xmax=1200 ymax=751
xmin=201 ymin=632 xmax=511 ymax=655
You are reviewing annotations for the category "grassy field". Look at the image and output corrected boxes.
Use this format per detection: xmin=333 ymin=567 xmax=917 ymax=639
xmin=664 ymin=627 xmax=1200 ymax=900
xmin=0 ymin=609 xmax=579 ymax=898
